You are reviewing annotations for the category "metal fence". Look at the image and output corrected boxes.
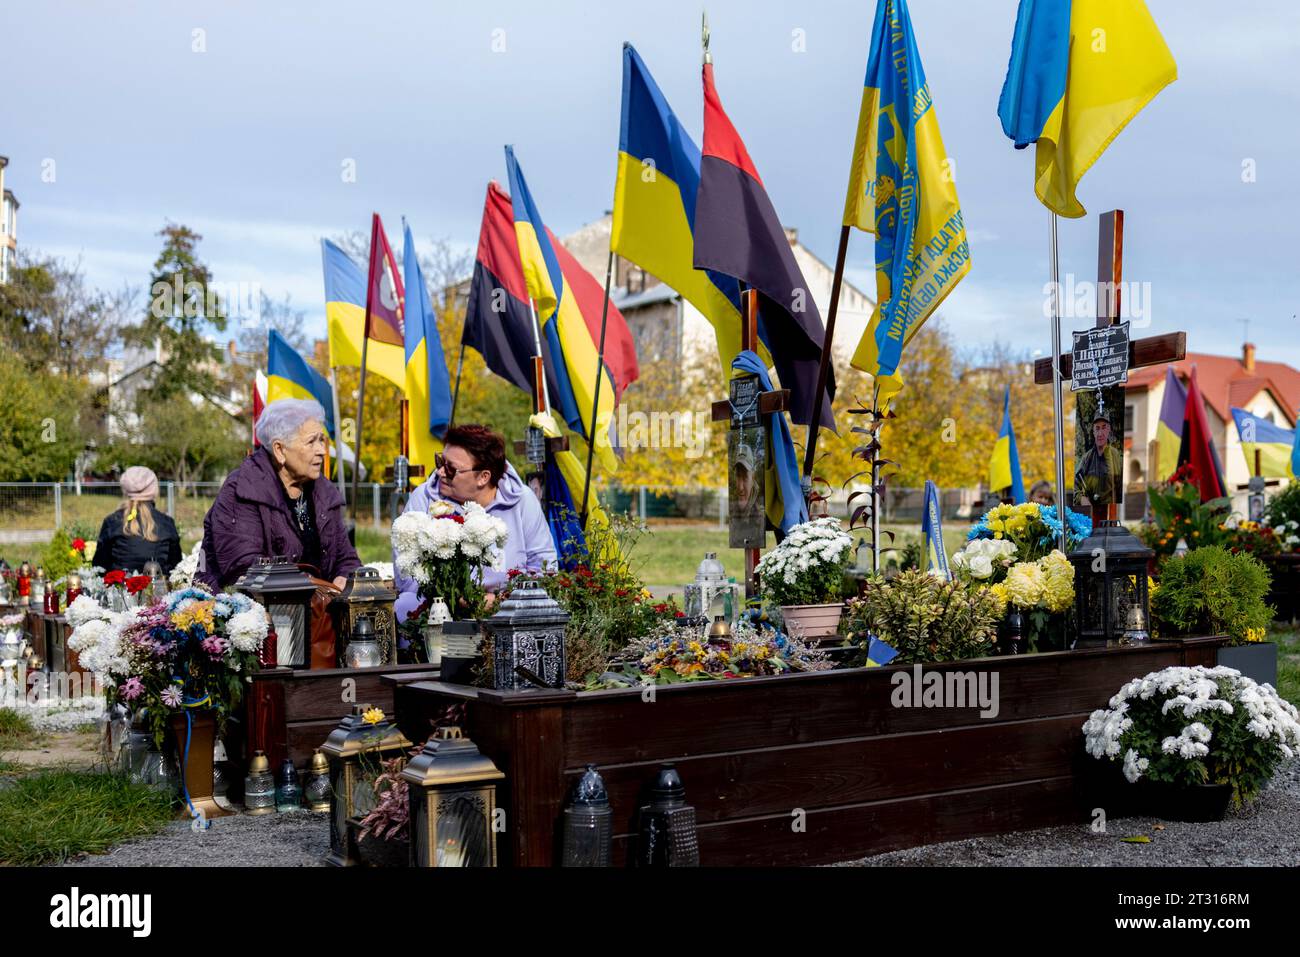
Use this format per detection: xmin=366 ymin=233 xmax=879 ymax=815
xmin=0 ymin=480 xmax=1006 ymax=546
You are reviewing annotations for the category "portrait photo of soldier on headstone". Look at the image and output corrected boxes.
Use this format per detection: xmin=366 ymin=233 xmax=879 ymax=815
xmin=1073 ymin=388 xmax=1125 ymax=508
xmin=728 ymin=427 xmax=766 ymax=549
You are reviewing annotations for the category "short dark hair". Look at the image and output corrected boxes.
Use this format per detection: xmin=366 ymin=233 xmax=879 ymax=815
xmin=444 ymin=424 xmax=507 ymax=486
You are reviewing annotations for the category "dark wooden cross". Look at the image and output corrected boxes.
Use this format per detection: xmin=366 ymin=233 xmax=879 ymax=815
xmin=711 ymin=289 xmax=789 ymax=598
xmin=1032 ymin=210 xmax=1187 ymax=526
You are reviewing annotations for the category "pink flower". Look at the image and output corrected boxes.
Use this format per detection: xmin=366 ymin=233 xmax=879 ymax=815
xmin=161 ymin=685 xmax=183 ymax=708
xmin=201 ymin=635 xmax=228 ymax=658
xmin=121 ymin=676 xmax=143 ymax=701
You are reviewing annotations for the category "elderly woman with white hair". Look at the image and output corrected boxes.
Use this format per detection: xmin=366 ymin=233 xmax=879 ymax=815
xmin=195 ymin=398 xmax=360 ymax=590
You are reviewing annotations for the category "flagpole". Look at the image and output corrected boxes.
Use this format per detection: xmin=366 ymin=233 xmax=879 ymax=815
xmin=449 ymin=339 xmax=467 ymax=429
xmin=1049 ymin=211 xmax=1069 ymax=552
xmin=526 ymin=297 xmax=551 ymax=416
xmin=871 ymin=382 xmax=881 ymax=574
xmin=802 ymin=224 xmax=850 ymax=493
xmin=351 ymin=215 xmax=379 ymax=521
xmin=330 ymin=368 xmax=346 ymax=494
xmin=579 ymin=248 xmax=615 ymax=528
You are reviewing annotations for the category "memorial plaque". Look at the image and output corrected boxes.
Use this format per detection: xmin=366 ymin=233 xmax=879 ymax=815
xmin=728 ymin=427 xmax=766 ymax=549
xmin=1071 ymin=321 xmax=1131 ymax=392
xmin=728 ymin=376 xmax=762 ymax=429
xmin=1073 ymin=388 xmax=1126 ymax=508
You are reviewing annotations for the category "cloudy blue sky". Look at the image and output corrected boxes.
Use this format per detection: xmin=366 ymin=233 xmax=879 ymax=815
xmin=4 ymin=0 xmax=1298 ymax=366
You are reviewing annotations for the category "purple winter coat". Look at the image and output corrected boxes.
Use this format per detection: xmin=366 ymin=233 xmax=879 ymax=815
xmin=195 ymin=446 xmax=361 ymax=590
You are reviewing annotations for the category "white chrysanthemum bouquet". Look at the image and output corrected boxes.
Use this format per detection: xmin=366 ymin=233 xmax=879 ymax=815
xmin=1083 ymin=665 xmax=1300 ymax=805
xmin=392 ymin=499 xmax=509 ymax=619
xmin=66 ymin=587 xmax=268 ymax=747
xmin=754 ymin=517 xmax=853 ymax=608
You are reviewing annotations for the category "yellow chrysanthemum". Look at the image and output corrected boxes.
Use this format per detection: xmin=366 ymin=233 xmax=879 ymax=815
xmin=688 ymin=641 xmax=705 ymax=656
xmin=1040 ymin=562 xmax=1075 ymax=613
xmin=362 ymin=707 xmax=386 ymax=725
xmin=986 ymin=583 xmax=1010 ymax=618
xmin=1005 ymin=562 xmax=1045 ymax=608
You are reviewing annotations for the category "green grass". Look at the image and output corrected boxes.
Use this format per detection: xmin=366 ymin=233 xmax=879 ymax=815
xmin=352 ymin=520 xmax=965 ymax=585
xmin=1272 ymin=624 xmax=1300 ymax=708
xmin=0 ymin=769 xmax=175 ymax=865
xmin=0 ymin=707 xmax=35 ymax=744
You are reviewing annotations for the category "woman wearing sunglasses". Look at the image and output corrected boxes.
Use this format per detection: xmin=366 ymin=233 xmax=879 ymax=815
xmin=392 ymin=424 xmax=556 ymax=622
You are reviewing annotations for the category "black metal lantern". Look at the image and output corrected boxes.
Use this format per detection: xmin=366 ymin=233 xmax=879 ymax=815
xmin=401 ymin=726 xmax=504 ymax=867
xmin=319 ymin=704 xmax=412 ymax=867
xmin=1067 ymin=521 xmax=1153 ymax=648
xmin=330 ymin=567 xmax=397 ymax=666
xmin=238 ymin=559 xmax=316 ymax=669
xmin=636 ymin=763 xmax=699 ymax=867
xmin=485 ymin=580 xmax=568 ymax=691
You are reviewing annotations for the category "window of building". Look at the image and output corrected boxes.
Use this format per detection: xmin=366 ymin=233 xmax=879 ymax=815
xmin=1124 ymin=404 xmax=1134 ymax=434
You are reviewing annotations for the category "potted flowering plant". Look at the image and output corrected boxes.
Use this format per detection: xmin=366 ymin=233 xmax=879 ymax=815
xmin=66 ymin=587 xmax=268 ymax=812
xmin=754 ymin=517 xmax=854 ymax=639
xmin=392 ymin=500 xmax=508 ymax=621
xmin=497 ymin=514 xmax=678 ymax=683
xmin=1083 ymin=665 xmax=1300 ymax=819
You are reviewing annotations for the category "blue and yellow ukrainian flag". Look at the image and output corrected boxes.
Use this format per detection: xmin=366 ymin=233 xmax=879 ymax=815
xmin=921 ymin=480 xmax=950 ymax=579
xmin=845 ymin=0 xmax=970 ymax=405
xmin=989 ymin=385 xmax=1026 ymax=503
xmin=1231 ymin=408 xmax=1296 ymax=479
xmin=611 ymin=43 xmax=772 ymax=382
xmin=998 ymin=0 xmax=1177 ymax=218
xmin=321 ymin=239 xmax=407 ymax=392
xmin=864 ymin=636 xmax=899 ymax=668
xmin=267 ymin=329 xmax=335 ymax=438
xmin=401 ymin=223 xmax=452 ymax=474
xmin=505 ymin=146 xmax=618 ymax=473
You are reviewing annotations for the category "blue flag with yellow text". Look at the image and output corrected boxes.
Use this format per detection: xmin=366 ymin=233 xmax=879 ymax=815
xmin=921 ymin=480 xmax=950 ymax=579
xmin=845 ymin=0 xmax=970 ymax=405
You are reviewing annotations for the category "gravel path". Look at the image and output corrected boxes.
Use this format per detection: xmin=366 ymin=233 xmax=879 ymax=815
xmin=837 ymin=759 xmax=1300 ymax=867
xmin=65 ymin=809 xmax=331 ymax=867
xmin=54 ymin=759 xmax=1300 ymax=867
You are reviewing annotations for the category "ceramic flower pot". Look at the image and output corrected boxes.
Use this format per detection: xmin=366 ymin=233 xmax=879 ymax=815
xmin=1137 ymin=781 xmax=1234 ymax=823
xmin=1216 ymin=642 xmax=1278 ymax=689
xmin=780 ymin=603 xmax=844 ymax=641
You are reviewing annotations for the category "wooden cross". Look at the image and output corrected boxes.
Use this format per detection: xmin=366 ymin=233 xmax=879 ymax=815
xmin=1032 ymin=210 xmax=1187 ymax=526
xmin=711 ymin=288 xmax=789 ymax=598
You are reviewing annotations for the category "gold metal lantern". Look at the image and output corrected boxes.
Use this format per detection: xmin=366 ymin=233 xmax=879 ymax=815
xmin=401 ymin=726 xmax=504 ymax=868
xmin=319 ymin=705 xmax=412 ymax=867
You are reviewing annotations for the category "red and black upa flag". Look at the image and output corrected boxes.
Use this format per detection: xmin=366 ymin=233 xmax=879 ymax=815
xmin=463 ymin=181 xmax=566 ymax=407
xmin=1177 ymin=365 xmax=1228 ymax=502
xmin=693 ymin=61 xmax=836 ymax=430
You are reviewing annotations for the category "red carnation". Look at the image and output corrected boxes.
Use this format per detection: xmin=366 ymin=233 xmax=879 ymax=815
xmin=103 ymin=570 xmax=126 ymax=587
xmin=507 ymin=568 xmax=522 ymax=579
xmin=125 ymin=575 xmax=152 ymax=595
xmin=72 ymin=538 xmax=86 ymax=551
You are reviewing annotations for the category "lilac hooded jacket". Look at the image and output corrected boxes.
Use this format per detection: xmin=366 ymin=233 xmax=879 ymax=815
xmin=393 ymin=463 xmax=557 ymax=623
xmin=195 ymin=446 xmax=361 ymax=590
